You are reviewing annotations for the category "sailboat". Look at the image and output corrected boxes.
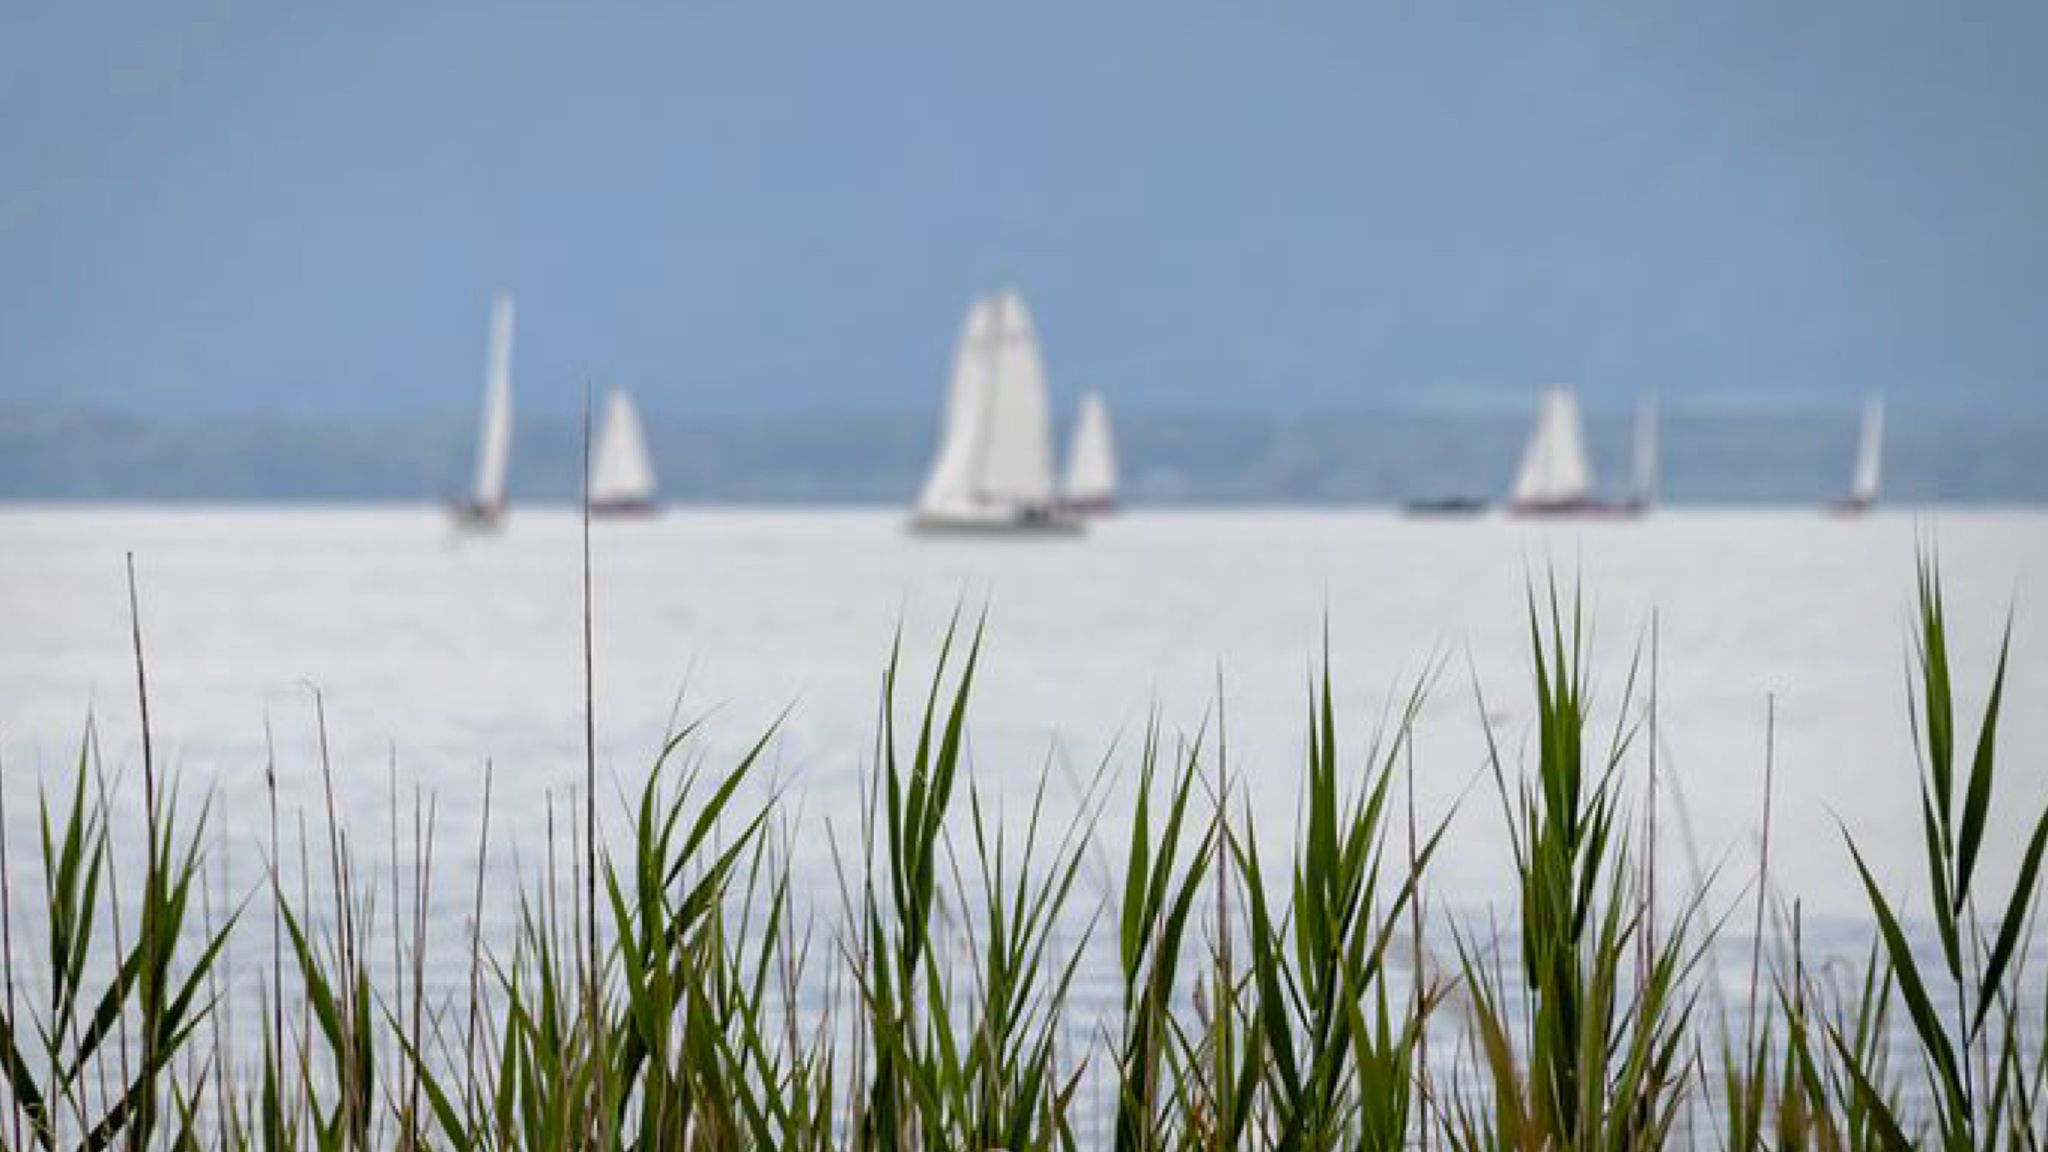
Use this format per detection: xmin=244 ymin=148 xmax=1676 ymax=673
xmin=1508 ymin=387 xmax=1598 ymax=515
xmin=451 ymin=294 xmax=515 ymax=529
xmin=911 ymin=289 xmax=1079 ymax=534
xmin=588 ymin=388 xmax=659 ymax=516
xmin=1828 ymin=396 xmax=1884 ymax=514
xmin=1059 ymin=392 xmax=1119 ymax=514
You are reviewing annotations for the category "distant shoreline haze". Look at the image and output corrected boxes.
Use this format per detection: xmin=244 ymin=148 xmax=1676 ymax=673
xmin=3 ymin=403 xmax=2042 ymax=505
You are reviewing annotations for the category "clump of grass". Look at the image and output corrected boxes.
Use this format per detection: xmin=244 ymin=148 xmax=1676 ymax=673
xmin=0 ymin=554 xmax=2041 ymax=1150
xmin=1824 ymin=556 xmax=2048 ymax=1148
xmin=847 ymin=615 xmax=1099 ymax=1151
xmin=0 ymin=563 xmax=236 ymax=1152
xmin=1235 ymin=652 xmax=1447 ymax=1149
xmin=1443 ymin=583 xmax=1705 ymax=1151
xmin=1109 ymin=719 xmax=1215 ymax=1152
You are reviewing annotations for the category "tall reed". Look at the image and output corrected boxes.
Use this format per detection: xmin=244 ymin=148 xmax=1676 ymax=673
xmin=1442 ymin=584 xmax=1704 ymax=1151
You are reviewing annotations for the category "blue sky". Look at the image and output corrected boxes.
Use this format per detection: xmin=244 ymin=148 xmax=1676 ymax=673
xmin=3 ymin=2 xmax=2045 ymax=420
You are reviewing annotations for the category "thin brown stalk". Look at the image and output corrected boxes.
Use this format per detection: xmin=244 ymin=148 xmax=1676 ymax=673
xmin=1406 ymin=725 xmax=1430 ymax=1151
xmin=125 ymin=554 xmax=159 ymax=867
xmin=1642 ymin=611 xmax=1659 ymax=991
xmin=0 ymin=743 xmax=20 ymax=1152
xmin=388 ymin=748 xmax=405 ymax=1110
xmin=579 ymin=379 xmax=605 ymax=1150
xmin=265 ymin=714 xmax=285 ymax=1116
xmin=404 ymin=788 xmax=436 ymax=1152
xmin=544 ymin=792 xmax=560 ymax=975
xmin=1210 ymin=664 xmax=1231 ymax=1152
xmin=124 ymin=555 xmax=164 ymax=1152
xmin=202 ymin=818 xmax=230 ymax=1141
xmin=312 ymin=686 xmax=371 ymax=1150
xmin=1744 ymin=695 xmax=1776 ymax=1058
xmin=295 ymin=807 xmax=315 ymax=1129
xmin=464 ymin=760 xmax=494 ymax=1130
xmin=91 ymin=736 xmax=135 ymax=1144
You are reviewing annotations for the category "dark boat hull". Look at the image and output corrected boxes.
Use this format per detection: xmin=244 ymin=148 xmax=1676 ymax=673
xmin=589 ymin=500 xmax=661 ymax=518
xmin=449 ymin=500 xmax=506 ymax=531
xmin=1404 ymin=497 xmax=1488 ymax=517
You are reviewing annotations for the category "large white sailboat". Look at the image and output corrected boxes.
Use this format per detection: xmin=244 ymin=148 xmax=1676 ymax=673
xmin=1060 ymin=391 xmax=1119 ymax=513
xmin=589 ymin=388 xmax=659 ymax=516
xmin=1509 ymin=387 xmax=1598 ymax=515
xmin=452 ymin=294 xmax=515 ymax=529
xmin=912 ymin=289 xmax=1078 ymax=534
xmin=1830 ymin=396 xmax=1884 ymax=513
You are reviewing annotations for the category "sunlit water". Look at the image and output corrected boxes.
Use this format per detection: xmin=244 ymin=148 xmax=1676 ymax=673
xmin=2 ymin=506 xmax=2044 ymax=1133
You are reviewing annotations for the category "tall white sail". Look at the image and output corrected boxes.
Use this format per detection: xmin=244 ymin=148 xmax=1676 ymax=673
xmin=917 ymin=299 xmax=995 ymax=517
xmin=913 ymin=289 xmax=1064 ymax=527
xmin=1631 ymin=396 xmax=1658 ymax=507
xmin=470 ymin=294 xmax=515 ymax=512
xmin=1850 ymin=396 xmax=1884 ymax=506
xmin=976 ymin=290 xmax=1057 ymax=506
xmin=1511 ymin=387 xmax=1595 ymax=507
xmin=1062 ymin=391 xmax=1118 ymax=508
xmin=590 ymin=389 xmax=658 ymax=508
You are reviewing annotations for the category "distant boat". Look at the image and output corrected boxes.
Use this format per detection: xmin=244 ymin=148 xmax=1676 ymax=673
xmin=451 ymin=294 xmax=515 ymax=529
xmin=1060 ymin=392 xmax=1119 ymax=514
xmin=1509 ymin=387 xmax=1599 ymax=515
xmin=911 ymin=290 xmax=1079 ymax=534
xmin=1624 ymin=396 xmax=1659 ymax=513
xmin=1404 ymin=495 xmax=1488 ymax=517
xmin=1829 ymin=396 xmax=1884 ymax=514
xmin=588 ymin=388 xmax=659 ymax=516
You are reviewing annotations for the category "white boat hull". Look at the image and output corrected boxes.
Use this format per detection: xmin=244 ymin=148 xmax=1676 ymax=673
xmin=908 ymin=504 xmax=1083 ymax=536
xmin=1509 ymin=498 xmax=1646 ymax=520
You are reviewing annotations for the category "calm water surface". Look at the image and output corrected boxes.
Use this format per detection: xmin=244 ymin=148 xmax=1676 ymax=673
xmin=2 ymin=507 xmax=2044 ymax=1119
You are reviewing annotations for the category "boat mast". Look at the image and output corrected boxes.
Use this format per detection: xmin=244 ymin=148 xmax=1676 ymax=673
xmin=1632 ymin=396 xmax=1658 ymax=508
xmin=1851 ymin=396 xmax=1884 ymax=505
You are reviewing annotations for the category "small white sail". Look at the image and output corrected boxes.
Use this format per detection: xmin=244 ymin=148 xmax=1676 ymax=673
xmin=1850 ymin=396 xmax=1884 ymax=506
xmin=1631 ymin=396 xmax=1658 ymax=508
xmin=1062 ymin=392 xmax=1118 ymax=509
xmin=1511 ymin=387 xmax=1595 ymax=507
xmin=469 ymin=294 xmax=515 ymax=514
xmin=590 ymin=389 xmax=658 ymax=509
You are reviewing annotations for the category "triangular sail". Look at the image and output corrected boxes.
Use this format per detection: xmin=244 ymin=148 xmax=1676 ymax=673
xmin=590 ymin=389 xmax=657 ymax=506
xmin=471 ymin=294 xmax=515 ymax=510
xmin=1850 ymin=396 xmax=1884 ymax=505
xmin=1062 ymin=392 xmax=1118 ymax=505
xmin=975 ymin=290 xmax=1057 ymax=506
xmin=1511 ymin=387 xmax=1595 ymax=506
xmin=917 ymin=299 xmax=995 ymax=516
